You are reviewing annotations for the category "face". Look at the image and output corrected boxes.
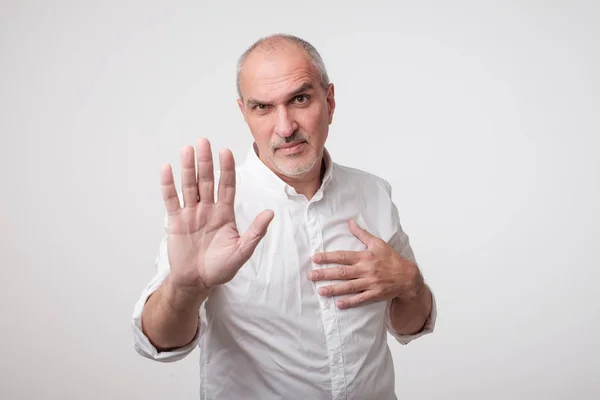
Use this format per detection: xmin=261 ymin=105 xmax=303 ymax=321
xmin=237 ymin=45 xmax=335 ymax=178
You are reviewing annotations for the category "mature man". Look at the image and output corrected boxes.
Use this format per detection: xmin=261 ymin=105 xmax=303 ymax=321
xmin=132 ymin=34 xmax=436 ymax=399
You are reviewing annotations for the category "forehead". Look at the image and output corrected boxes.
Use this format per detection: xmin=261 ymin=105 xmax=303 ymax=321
xmin=240 ymin=46 xmax=320 ymax=102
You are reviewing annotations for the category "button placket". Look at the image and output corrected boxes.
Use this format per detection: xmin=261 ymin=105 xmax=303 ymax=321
xmin=307 ymin=203 xmax=347 ymax=399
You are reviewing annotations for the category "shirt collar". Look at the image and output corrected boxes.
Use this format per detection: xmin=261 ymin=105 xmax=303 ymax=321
xmin=242 ymin=143 xmax=334 ymax=199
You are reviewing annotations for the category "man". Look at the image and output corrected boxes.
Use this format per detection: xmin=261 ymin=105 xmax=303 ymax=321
xmin=132 ymin=34 xmax=436 ymax=399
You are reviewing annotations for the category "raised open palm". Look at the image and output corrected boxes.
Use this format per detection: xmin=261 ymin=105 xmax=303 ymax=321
xmin=160 ymin=138 xmax=274 ymax=291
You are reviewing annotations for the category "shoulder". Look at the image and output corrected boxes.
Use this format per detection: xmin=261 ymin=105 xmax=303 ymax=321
xmin=331 ymin=162 xmax=393 ymax=196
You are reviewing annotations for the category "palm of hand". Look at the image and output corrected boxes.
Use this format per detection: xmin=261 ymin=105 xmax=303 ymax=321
xmin=161 ymin=139 xmax=273 ymax=291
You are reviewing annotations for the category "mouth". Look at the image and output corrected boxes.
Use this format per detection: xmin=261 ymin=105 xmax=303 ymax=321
xmin=277 ymin=141 xmax=305 ymax=150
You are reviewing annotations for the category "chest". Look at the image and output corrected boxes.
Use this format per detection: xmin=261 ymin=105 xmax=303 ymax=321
xmin=210 ymin=195 xmax=392 ymax=321
xmin=202 ymin=192 xmax=392 ymax=375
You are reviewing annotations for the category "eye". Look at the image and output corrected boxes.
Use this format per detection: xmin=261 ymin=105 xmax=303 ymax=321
xmin=292 ymin=94 xmax=309 ymax=105
xmin=252 ymin=103 xmax=269 ymax=113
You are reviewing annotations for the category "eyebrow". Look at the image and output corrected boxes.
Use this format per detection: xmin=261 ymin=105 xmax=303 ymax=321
xmin=246 ymin=82 xmax=314 ymax=107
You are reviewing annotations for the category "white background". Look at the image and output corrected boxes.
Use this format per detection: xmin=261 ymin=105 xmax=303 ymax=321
xmin=1 ymin=1 xmax=599 ymax=399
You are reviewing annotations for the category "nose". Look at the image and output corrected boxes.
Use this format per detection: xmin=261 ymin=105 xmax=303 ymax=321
xmin=274 ymin=107 xmax=297 ymax=138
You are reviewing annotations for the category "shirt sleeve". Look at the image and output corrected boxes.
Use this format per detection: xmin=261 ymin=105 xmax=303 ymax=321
xmin=382 ymin=180 xmax=437 ymax=345
xmin=131 ymin=215 xmax=202 ymax=362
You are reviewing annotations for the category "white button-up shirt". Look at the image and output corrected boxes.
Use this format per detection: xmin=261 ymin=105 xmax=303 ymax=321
xmin=132 ymin=146 xmax=437 ymax=400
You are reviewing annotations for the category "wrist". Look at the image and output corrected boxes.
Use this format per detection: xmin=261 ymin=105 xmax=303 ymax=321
xmin=394 ymin=264 xmax=426 ymax=303
xmin=163 ymin=274 xmax=211 ymax=313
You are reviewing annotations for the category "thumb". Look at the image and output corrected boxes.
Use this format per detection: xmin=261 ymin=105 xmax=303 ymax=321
xmin=238 ymin=209 xmax=275 ymax=258
xmin=349 ymin=219 xmax=375 ymax=247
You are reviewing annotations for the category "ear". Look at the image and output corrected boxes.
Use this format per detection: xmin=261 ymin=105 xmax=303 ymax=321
xmin=237 ymin=98 xmax=247 ymax=123
xmin=326 ymin=83 xmax=336 ymax=124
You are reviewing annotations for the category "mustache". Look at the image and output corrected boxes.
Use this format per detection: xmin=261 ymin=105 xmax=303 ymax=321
xmin=272 ymin=131 xmax=308 ymax=149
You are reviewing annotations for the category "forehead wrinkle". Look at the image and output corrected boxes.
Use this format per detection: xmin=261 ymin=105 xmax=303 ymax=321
xmin=246 ymin=72 xmax=315 ymax=106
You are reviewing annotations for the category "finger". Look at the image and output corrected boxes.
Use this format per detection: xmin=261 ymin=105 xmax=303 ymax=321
xmin=180 ymin=146 xmax=199 ymax=207
xmin=160 ymin=164 xmax=180 ymax=214
xmin=336 ymin=289 xmax=380 ymax=309
xmin=196 ymin=138 xmax=215 ymax=204
xmin=308 ymin=265 xmax=361 ymax=281
xmin=217 ymin=148 xmax=236 ymax=205
xmin=317 ymin=278 xmax=370 ymax=297
xmin=348 ymin=220 xmax=376 ymax=247
xmin=312 ymin=250 xmax=360 ymax=265
xmin=238 ymin=210 xmax=275 ymax=260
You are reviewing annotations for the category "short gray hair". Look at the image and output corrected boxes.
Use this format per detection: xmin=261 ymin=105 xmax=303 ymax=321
xmin=236 ymin=34 xmax=330 ymax=99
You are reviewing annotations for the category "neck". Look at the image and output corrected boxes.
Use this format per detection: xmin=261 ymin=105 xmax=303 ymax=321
xmin=277 ymin=158 xmax=326 ymax=200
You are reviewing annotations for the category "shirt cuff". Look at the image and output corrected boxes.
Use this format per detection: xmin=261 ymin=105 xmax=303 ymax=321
xmin=131 ymin=279 xmax=201 ymax=362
